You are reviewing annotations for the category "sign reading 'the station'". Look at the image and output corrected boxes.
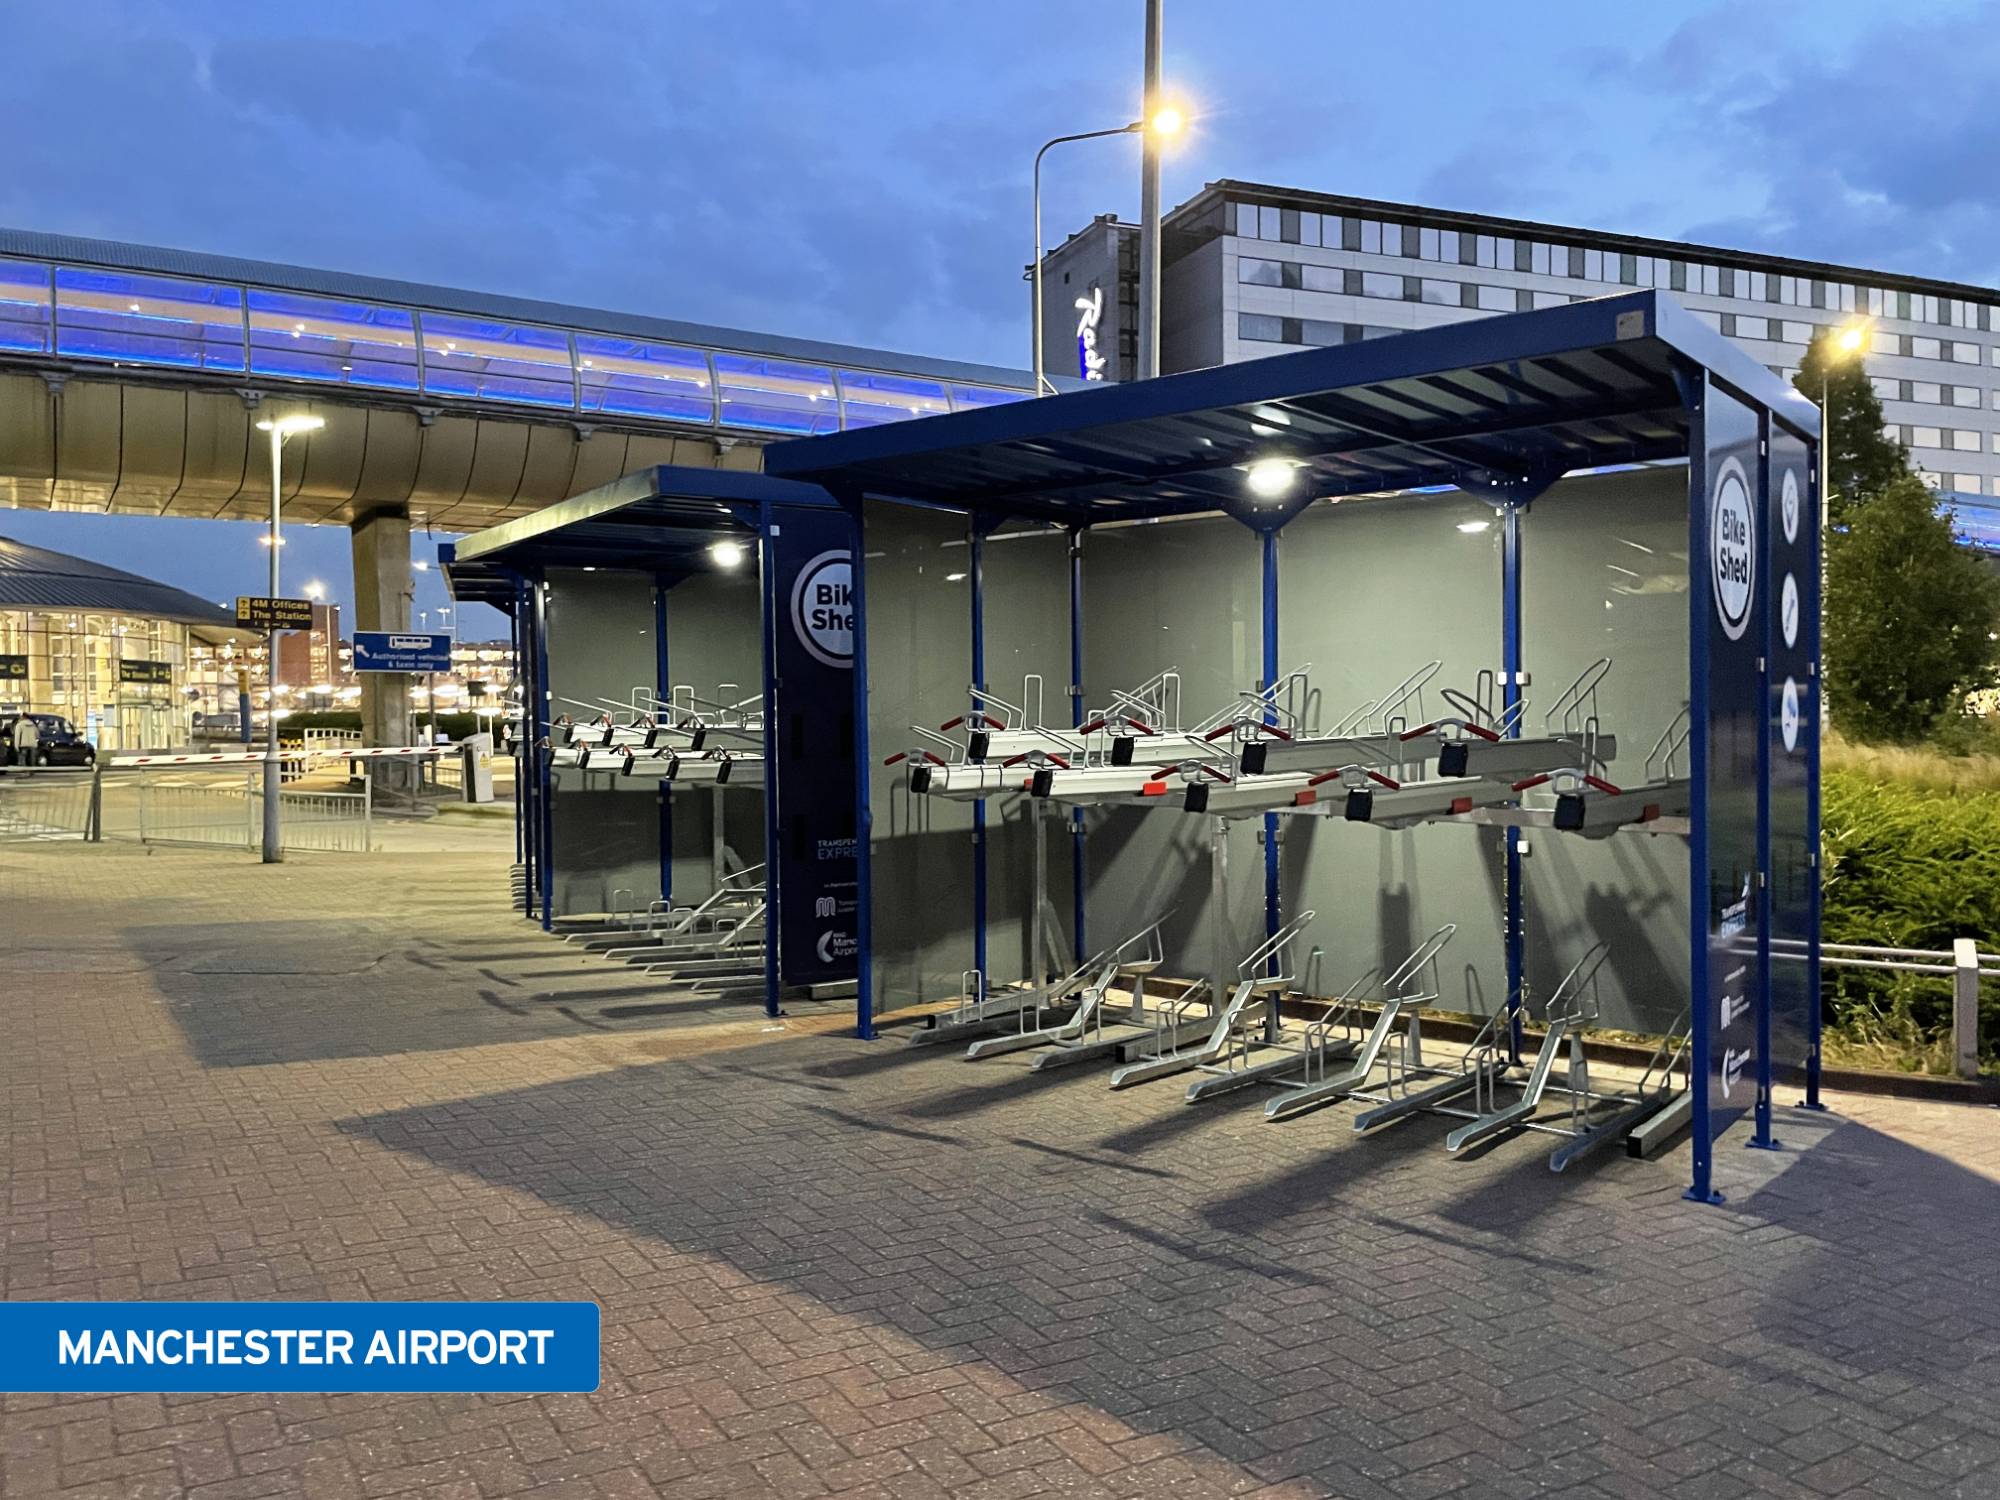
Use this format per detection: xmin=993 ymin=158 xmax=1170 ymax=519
xmin=236 ymin=595 xmax=314 ymax=630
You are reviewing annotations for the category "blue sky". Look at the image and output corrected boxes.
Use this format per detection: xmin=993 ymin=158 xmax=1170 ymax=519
xmin=3 ymin=0 xmax=1995 ymax=634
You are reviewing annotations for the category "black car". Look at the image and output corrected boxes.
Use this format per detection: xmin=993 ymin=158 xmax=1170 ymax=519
xmin=1 ymin=713 xmax=95 ymax=767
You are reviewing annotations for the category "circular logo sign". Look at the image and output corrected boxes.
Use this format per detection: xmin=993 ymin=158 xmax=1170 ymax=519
xmin=789 ymin=550 xmax=853 ymax=669
xmin=1710 ymin=457 xmax=1756 ymax=642
xmin=1780 ymin=676 xmax=1802 ymax=752
xmin=1781 ymin=468 xmax=1801 ymax=545
xmin=1780 ymin=573 xmax=1800 ymax=650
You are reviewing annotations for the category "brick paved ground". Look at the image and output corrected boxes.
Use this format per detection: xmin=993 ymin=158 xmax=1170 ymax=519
xmin=4 ymin=835 xmax=2000 ymax=1499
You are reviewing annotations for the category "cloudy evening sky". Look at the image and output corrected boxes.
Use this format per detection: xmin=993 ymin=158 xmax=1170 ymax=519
xmin=2 ymin=0 xmax=1995 ymax=632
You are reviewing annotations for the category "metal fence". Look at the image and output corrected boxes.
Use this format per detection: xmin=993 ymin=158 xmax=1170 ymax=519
xmin=1775 ymin=938 xmax=1997 ymax=1079
xmin=247 ymin=781 xmax=373 ymax=852
xmin=56 ymin=767 xmax=376 ymax=854
xmin=0 ymin=770 xmax=95 ymax=841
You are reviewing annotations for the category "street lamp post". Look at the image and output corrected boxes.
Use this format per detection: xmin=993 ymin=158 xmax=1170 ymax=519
xmin=1031 ymin=107 xmax=1184 ymax=396
xmin=254 ymin=413 xmax=324 ymax=864
xmin=1817 ymin=321 xmax=1868 ymax=736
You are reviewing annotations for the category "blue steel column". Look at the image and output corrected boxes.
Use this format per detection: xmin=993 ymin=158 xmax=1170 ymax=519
xmin=532 ymin=572 xmax=555 ymax=932
xmin=509 ymin=580 xmax=525 ymax=897
xmin=654 ymin=578 xmax=673 ymax=908
xmin=1261 ymin=528 xmax=1281 ymax=964
xmin=1069 ymin=526 xmax=1087 ymax=958
xmin=758 ymin=511 xmax=782 ymax=1019
xmin=1501 ymin=502 xmax=1525 ymax=1064
xmin=969 ymin=525 xmax=988 ymax=982
xmin=1685 ymin=373 xmax=1721 ymax=1205
xmin=846 ymin=501 xmax=877 ymax=1039
xmin=1751 ymin=411 xmax=1779 ymax=1150
xmin=514 ymin=576 xmax=535 ymax=918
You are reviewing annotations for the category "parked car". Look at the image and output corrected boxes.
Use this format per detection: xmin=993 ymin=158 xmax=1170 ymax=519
xmin=1 ymin=713 xmax=95 ymax=767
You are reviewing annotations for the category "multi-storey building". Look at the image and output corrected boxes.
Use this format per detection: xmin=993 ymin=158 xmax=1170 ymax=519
xmin=1041 ymin=180 xmax=2000 ymax=543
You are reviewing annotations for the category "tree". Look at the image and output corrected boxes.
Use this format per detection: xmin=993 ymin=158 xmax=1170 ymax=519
xmin=1793 ymin=329 xmax=1909 ymax=527
xmin=1824 ymin=473 xmax=2000 ymax=741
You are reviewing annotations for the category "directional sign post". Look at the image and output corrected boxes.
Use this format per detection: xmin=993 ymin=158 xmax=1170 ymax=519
xmin=236 ymin=596 xmax=314 ymax=631
xmin=352 ymin=632 xmax=453 ymax=674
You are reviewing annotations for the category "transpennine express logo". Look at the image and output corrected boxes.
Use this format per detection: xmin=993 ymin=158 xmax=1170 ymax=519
xmin=790 ymin=551 xmax=853 ymax=669
xmin=1709 ymin=456 xmax=1755 ymax=642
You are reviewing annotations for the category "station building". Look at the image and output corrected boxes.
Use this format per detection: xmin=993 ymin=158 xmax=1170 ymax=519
xmin=0 ymin=533 xmax=243 ymax=747
xmin=1041 ymin=181 xmax=2000 ymax=543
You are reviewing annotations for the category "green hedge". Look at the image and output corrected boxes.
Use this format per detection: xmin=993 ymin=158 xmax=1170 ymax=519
xmin=1822 ymin=767 xmax=2000 ymax=1065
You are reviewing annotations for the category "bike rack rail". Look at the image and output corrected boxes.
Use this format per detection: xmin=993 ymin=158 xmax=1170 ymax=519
xmin=1108 ymin=910 xmax=1320 ymax=1093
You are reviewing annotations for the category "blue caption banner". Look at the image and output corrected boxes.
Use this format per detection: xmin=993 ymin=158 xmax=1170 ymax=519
xmin=0 ymin=1301 xmax=600 ymax=1393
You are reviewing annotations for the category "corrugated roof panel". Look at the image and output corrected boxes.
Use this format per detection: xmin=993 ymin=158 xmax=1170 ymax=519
xmin=0 ymin=534 xmax=238 ymax=628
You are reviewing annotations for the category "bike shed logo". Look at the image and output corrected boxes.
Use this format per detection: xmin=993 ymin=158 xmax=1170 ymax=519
xmin=1709 ymin=456 xmax=1755 ymax=642
xmin=790 ymin=550 xmax=853 ymax=669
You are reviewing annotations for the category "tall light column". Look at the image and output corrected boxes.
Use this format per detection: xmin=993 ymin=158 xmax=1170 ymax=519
xmin=1031 ymin=107 xmax=1184 ymax=395
xmin=1136 ymin=0 xmax=1164 ymax=379
xmin=254 ymin=413 xmax=324 ymax=863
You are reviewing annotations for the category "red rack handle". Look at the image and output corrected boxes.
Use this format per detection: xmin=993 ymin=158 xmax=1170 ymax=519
xmin=1078 ymin=717 xmax=1108 ymax=735
xmin=1124 ymin=716 xmax=1156 ymax=735
xmin=1400 ymin=722 xmax=1437 ymax=741
xmin=883 ymin=751 xmax=909 ymax=766
xmin=1511 ymin=773 xmax=1551 ymax=792
xmin=938 ymin=716 xmax=965 ymax=732
xmin=1362 ymin=768 xmax=1401 ymax=790
xmin=983 ymin=714 xmax=1007 ymax=729
xmin=1003 ymin=751 xmax=1070 ymax=770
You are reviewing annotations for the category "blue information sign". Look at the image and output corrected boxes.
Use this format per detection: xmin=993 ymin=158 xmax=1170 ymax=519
xmin=353 ymin=631 xmax=453 ymax=673
xmin=766 ymin=508 xmax=859 ymax=986
xmin=1689 ymin=382 xmax=1770 ymax=1201
xmin=0 ymin=1300 xmax=599 ymax=1393
xmin=1767 ymin=428 xmax=1819 ymax=1093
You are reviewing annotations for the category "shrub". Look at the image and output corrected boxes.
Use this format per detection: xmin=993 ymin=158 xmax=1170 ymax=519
xmin=1822 ymin=766 xmax=2000 ymax=1069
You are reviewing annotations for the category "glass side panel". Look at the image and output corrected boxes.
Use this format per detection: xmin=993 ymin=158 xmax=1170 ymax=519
xmin=0 ymin=259 xmax=52 ymax=354
xmin=54 ymin=267 xmax=245 ymax=371
xmin=575 ymin=334 xmax=713 ymax=423
xmin=948 ymin=383 xmax=1029 ymax=411
xmin=247 ymin=288 xmax=419 ymax=391
xmin=837 ymin=369 xmax=949 ymax=429
xmin=712 ymin=353 xmax=838 ymax=435
xmin=420 ymin=311 xmax=573 ymax=407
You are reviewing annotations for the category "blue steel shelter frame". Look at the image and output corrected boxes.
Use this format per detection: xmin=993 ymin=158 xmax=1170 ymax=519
xmin=763 ymin=290 xmax=1822 ymax=1203
xmin=444 ymin=465 xmax=857 ymax=1022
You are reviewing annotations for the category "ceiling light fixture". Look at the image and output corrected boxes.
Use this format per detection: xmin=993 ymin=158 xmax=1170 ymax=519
xmin=1245 ymin=458 xmax=1300 ymax=500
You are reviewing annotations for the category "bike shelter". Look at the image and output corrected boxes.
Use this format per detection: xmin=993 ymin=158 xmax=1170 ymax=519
xmin=444 ymin=467 xmax=862 ymax=1018
xmin=762 ymin=290 xmax=1821 ymax=1203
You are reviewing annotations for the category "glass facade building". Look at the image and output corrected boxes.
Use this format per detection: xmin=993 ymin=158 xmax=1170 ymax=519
xmin=0 ymin=535 xmax=244 ymax=750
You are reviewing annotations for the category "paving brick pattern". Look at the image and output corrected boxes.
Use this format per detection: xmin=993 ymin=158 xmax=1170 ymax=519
xmin=4 ymin=838 xmax=2000 ymax=1498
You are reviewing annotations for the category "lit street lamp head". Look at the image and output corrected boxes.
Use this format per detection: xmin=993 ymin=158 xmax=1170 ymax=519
xmin=1149 ymin=104 xmax=1185 ymax=137
xmin=255 ymin=414 xmax=326 ymax=437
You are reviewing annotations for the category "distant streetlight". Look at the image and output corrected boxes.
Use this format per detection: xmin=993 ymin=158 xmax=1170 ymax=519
xmin=252 ymin=411 xmax=324 ymax=864
xmin=1817 ymin=319 xmax=1869 ymax=733
xmin=303 ymin=580 xmax=326 ymax=601
xmin=1031 ymin=107 xmax=1188 ymax=396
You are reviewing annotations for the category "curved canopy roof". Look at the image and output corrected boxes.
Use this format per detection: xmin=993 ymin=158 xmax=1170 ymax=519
xmin=0 ymin=533 xmax=239 ymax=630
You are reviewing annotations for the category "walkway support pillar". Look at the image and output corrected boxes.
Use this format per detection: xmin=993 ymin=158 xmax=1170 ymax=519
xmin=350 ymin=507 xmax=416 ymax=796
